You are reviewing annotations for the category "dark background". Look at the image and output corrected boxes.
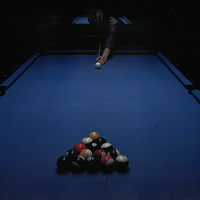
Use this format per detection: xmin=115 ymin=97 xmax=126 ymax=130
xmin=0 ymin=0 xmax=199 ymax=88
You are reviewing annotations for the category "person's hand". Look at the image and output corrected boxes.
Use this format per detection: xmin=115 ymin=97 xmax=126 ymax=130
xmin=95 ymin=48 xmax=110 ymax=65
xmin=95 ymin=55 xmax=108 ymax=65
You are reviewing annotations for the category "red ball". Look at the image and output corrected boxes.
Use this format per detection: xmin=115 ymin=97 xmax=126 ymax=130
xmin=100 ymin=155 xmax=114 ymax=170
xmin=94 ymin=149 xmax=106 ymax=159
xmin=74 ymin=143 xmax=86 ymax=153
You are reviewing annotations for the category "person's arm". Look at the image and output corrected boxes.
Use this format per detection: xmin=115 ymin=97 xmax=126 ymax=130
xmin=95 ymin=17 xmax=118 ymax=64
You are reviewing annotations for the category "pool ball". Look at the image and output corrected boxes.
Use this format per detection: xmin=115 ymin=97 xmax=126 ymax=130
xmin=87 ymin=142 xmax=99 ymax=153
xmin=100 ymin=155 xmax=114 ymax=171
xmin=89 ymin=132 xmax=100 ymax=140
xmin=74 ymin=143 xmax=86 ymax=153
xmin=95 ymin=62 xmax=101 ymax=69
xmin=107 ymin=149 xmax=120 ymax=160
xmin=94 ymin=137 xmax=106 ymax=146
xmin=101 ymin=143 xmax=113 ymax=153
xmin=94 ymin=149 xmax=106 ymax=160
xmin=57 ymin=156 xmax=71 ymax=171
xmin=115 ymin=155 xmax=129 ymax=171
xmin=71 ymin=155 xmax=86 ymax=171
xmin=80 ymin=149 xmax=93 ymax=159
xmin=65 ymin=149 xmax=78 ymax=161
xmin=82 ymin=137 xmax=93 ymax=148
xmin=86 ymin=155 xmax=100 ymax=171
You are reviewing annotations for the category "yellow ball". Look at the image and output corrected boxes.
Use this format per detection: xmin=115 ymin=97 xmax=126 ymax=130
xmin=89 ymin=132 xmax=100 ymax=140
xmin=80 ymin=149 xmax=93 ymax=159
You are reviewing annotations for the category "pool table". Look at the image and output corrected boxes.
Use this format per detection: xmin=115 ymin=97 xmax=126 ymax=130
xmin=0 ymin=50 xmax=200 ymax=200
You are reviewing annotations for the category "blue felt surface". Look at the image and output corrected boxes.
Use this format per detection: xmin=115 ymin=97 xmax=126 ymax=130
xmin=0 ymin=54 xmax=200 ymax=200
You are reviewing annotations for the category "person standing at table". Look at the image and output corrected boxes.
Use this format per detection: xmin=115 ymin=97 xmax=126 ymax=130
xmin=88 ymin=8 xmax=120 ymax=65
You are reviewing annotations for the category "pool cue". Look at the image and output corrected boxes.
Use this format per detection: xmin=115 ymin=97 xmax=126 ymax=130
xmin=98 ymin=43 xmax=101 ymax=57
xmin=95 ymin=43 xmax=101 ymax=69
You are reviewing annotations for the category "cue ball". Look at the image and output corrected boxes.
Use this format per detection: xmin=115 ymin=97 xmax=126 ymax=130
xmin=95 ymin=62 xmax=101 ymax=68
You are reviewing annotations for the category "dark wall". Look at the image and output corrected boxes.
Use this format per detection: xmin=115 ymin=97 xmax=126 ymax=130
xmin=1 ymin=0 xmax=199 ymax=87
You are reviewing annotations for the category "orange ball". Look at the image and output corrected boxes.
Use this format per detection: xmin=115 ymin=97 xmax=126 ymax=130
xmin=89 ymin=132 xmax=100 ymax=140
xmin=80 ymin=149 xmax=93 ymax=159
